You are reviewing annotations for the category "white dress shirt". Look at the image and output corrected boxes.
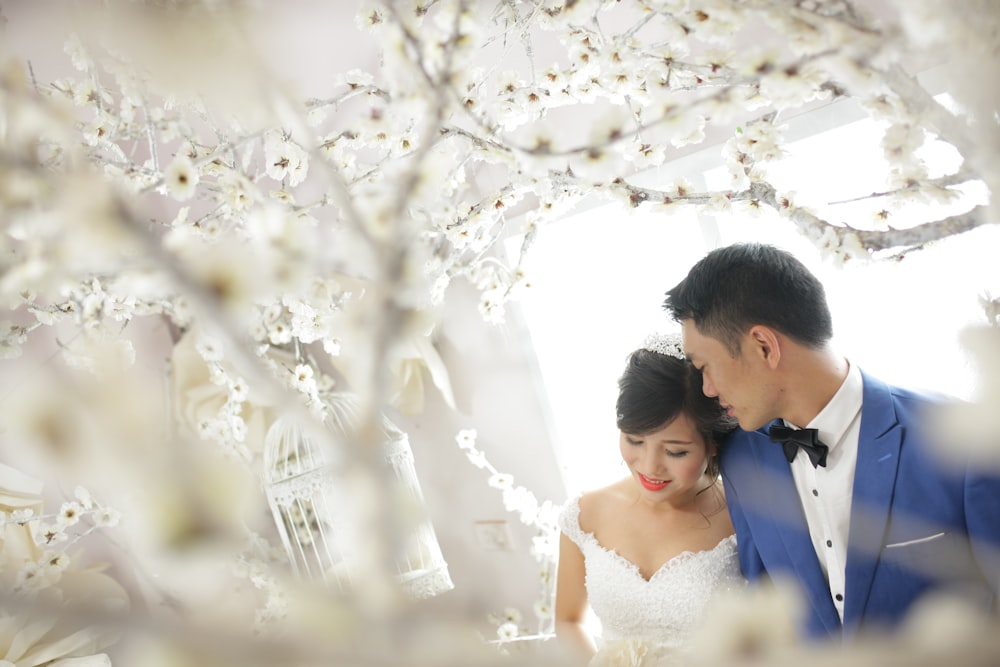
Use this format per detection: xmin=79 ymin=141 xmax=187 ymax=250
xmin=785 ymin=361 xmax=863 ymax=622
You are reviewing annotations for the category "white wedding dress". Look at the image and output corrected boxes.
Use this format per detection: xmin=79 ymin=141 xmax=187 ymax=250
xmin=558 ymin=496 xmax=745 ymax=666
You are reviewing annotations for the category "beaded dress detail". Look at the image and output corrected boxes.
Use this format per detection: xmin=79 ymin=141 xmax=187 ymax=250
xmin=558 ymin=496 xmax=744 ymax=662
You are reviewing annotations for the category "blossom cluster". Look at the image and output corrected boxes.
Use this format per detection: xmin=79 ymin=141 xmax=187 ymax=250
xmin=457 ymin=428 xmax=561 ymax=639
xmin=1 ymin=473 xmax=128 ymax=665
xmin=2 ymin=485 xmax=122 ymax=596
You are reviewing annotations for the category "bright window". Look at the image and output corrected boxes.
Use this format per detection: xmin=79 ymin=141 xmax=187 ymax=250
xmin=506 ymin=100 xmax=997 ymax=498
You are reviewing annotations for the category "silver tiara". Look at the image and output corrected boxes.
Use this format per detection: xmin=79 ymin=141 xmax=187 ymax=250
xmin=642 ymin=332 xmax=685 ymax=360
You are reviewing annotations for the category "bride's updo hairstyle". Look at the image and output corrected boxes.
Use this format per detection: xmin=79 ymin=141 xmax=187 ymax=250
xmin=616 ymin=334 xmax=736 ymax=477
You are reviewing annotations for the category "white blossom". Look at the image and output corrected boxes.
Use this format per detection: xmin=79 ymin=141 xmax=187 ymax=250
xmin=501 ymin=606 xmax=522 ymax=624
xmin=11 ymin=508 xmax=35 ymax=524
xmin=264 ymin=132 xmax=310 ymax=187
xmin=455 ymin=429 xmax=477 ymax=450
xmin=57 ymin=501 xmax=83 ymax=527
xmin=496 ymin=621 xmax=519 ymax=642
xmin=816 ymin=226 xmax=870 ymax=267
xmin=73 ymin=486 xmax=94 ymax=509
xmin=290 ymin=363 xmax=317 ymax=394
xmin=688 ymin=1 xmax=741 ymax=42
xmin=624 ymin=139 xmax=667 ymax=170
xmin=759 ymin=60 xmax=829 ymax=110
xmin=705 ymin=191 xmax=733 ymax=214
xmin=0 ymin=321 xmax=26 ymax=359
xmin=15 ymin=561 xmax=43 ymax=591
xmin=487 ymin=472 xmax=514 ymax=490
xmin=93 ymin=506 xmax=122 ymax=528
xmin=533 ymin=599 xmax=554 ymax=620
xmin=43 ymin=551 xmax=70 ymax=576
xmin=216 ymin=170 xmax=258 ymax=214
xmin=229 ymin=377 xmax=249 ymax=403
xmin=195 ymin=334 xmax=225 ymax=362
xmin=164 ymin=155 xmax=200 ymax=201
xmin=82 ymin=112 xmax=118 ymax=146
xmin=477 ymin=288 xmax=507 ymax=324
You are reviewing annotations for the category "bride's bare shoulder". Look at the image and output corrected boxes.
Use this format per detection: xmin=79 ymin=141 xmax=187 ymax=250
xmin=577 ymin=479 xmax=633 ymax=529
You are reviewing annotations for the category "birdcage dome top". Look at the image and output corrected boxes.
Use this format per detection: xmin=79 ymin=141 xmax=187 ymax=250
xmin=262 ymin=392 xmax=406 ymax=486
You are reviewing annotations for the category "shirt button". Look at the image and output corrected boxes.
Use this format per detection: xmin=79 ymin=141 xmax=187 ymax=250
xmin=826 ymin=540 xmax=833 ymax=547
xmin=835 ymin=593 xmax=844 ymax=602
xmin=812 ymin=489 xmax=819 ymax=497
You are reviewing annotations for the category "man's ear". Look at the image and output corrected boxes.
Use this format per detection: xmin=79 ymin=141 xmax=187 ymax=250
xmin=747 ymin=325 xmax=781 ymax=369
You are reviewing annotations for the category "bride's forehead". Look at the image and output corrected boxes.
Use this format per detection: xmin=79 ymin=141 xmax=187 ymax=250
xmin=630 ymin=416 xmax=707 ymax=445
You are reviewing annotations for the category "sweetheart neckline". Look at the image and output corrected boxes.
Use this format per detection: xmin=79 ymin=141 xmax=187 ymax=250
xmin=585 ymin=532 xmax=736 ymax=583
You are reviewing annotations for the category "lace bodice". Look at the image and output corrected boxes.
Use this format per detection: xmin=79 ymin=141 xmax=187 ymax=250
xmin=558 ymin=496 xmax=744 ymax=653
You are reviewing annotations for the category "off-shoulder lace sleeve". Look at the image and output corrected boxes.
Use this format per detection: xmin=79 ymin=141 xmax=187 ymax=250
xmin=557 ymin=495 xmax=587 ymax=548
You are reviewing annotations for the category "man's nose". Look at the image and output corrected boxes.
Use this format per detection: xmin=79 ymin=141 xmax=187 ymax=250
xmin=702 ymin=373 xmax=718 ymax=398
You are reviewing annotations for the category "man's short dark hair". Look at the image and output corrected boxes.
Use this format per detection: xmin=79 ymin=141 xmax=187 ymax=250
xmin=663 ymin=243 xmax=834 ymax=355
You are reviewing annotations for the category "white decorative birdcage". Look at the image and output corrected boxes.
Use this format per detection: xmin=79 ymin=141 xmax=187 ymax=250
xmin=263 ymin=392 xmax=453 ymax=599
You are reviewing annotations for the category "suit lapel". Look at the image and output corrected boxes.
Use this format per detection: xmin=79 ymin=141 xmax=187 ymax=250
xmin=843 ymin=372 xmax=903 ymax=637
xmin=744 ymin=425 xmax=842 ymax=635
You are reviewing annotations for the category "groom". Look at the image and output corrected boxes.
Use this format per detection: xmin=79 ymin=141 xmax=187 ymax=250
xmin=663 ymin=242 xmax=1000 ymax=640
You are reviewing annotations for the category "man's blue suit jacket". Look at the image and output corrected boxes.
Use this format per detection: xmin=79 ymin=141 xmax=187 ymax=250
xmin=720 ymin=370 xmax=1000 ymax=640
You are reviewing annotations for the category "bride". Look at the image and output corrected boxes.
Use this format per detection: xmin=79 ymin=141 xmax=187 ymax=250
xmin=555 ymin=333 xmax=744 ymax=666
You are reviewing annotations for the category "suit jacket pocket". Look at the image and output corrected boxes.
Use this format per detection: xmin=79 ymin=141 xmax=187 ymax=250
xmin=868 ymin=531 xmax=992 ymax=621
xmin=880 ymin=531 xmax=980 ymax=586
xmin=884 ymin=532 xmax=946 ymax=549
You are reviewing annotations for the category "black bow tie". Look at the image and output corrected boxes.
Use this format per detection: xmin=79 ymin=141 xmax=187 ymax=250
xmin=768 ymin=425 xmax=829 ymax=468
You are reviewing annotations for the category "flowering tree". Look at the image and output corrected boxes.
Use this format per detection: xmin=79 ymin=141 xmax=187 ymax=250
xmin=1 ymin=0 xmax=998 ymax=666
